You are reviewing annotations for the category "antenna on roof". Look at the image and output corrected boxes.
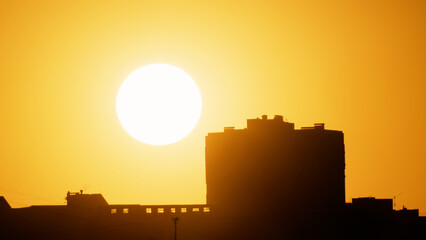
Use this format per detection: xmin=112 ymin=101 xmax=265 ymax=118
xmin=394 ymin=192 xmax=403 ymax=209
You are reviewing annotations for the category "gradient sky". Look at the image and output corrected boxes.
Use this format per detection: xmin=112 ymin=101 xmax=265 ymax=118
xmin=1 ymin=0 xmax=425 ymax=215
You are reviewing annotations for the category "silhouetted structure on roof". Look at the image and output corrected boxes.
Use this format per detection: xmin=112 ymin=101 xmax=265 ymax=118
xmin=66 ymin=190 xmax=108 ymax=208
xmin=0 ymin=115 xmax=424 ymax=239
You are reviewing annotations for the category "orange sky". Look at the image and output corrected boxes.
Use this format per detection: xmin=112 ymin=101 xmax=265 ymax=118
xmin=1 ymin=0 xmax=425 ymax=215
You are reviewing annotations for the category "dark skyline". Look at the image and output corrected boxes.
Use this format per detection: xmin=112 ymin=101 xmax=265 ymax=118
xmin=1 ymin=115 xmax=424 ymax=239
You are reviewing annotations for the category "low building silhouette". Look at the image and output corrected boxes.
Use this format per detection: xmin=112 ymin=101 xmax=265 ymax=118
xmin=0 ymin=115 xmax=424 ymax=239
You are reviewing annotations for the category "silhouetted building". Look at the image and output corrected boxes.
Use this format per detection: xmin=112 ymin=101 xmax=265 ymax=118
xmin=206 ymin=115 xmax=345 ymax=217
xmin=345 ymin=197 xmax=423 ymax=239
xmin=350 ymin=197 xmax=393 ymax=213
xmin=66 ymin=190 xmax=108 ymax=208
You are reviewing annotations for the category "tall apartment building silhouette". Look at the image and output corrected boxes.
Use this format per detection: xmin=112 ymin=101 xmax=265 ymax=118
xmin=205 ymin=115 xmax=345 ymax=217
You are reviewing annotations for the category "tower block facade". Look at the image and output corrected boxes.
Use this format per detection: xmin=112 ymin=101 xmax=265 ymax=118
xmin=205 ymin=115 xmax=345 ymax=217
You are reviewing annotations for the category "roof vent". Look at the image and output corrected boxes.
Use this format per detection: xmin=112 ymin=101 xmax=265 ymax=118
xmin=274 ymin=115 xmax=283 ymax=121
xmin=314 ymin=123 xmax=325 ymax=130
xmin=224 ymin=127 xmax=235 ymax=132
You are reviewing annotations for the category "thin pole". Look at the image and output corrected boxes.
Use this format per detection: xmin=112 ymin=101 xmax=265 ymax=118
xmin=172 ymin=217 xmax=179 ymax=240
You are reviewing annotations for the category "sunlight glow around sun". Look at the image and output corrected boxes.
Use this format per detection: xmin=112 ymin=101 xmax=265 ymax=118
xmin=116 ymin=64 xmax=202 ymax=145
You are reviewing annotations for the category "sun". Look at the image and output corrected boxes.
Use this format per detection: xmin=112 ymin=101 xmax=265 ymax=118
xmin=116 ymin=64 xmax=202 ymax=145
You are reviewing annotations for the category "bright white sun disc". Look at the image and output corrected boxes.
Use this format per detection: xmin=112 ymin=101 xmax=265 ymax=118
xmin=116 ymin=64 xmax=202 ymax=145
